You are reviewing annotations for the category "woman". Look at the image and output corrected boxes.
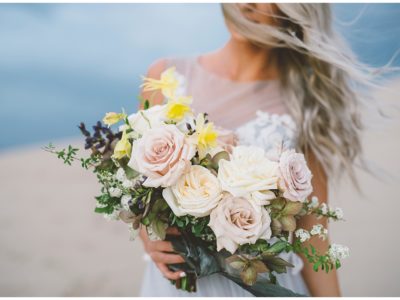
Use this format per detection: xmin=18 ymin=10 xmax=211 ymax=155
xmin=139 ymin=3 xmax=369 ymax=296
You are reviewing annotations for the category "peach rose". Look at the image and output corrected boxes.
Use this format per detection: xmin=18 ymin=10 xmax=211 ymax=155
xmin=128 ymin=124 xmax=196 ymax=188
xmin=278 ymin=149 xmax=313 ymax=202
xmin=209 ymin=193 xmax=272 ymax=254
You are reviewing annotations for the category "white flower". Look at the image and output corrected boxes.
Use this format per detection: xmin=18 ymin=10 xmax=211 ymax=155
xmin=121 ymin=195 xmax=133 ymax=211
xmin=328 ymin=244 xmax=350 ymax=262
xmin=122 ymin=179 xmax=134 ymax=189
xmin=217 ymin=146 xmax=279 ymax=206
xmin=309 ymin=196 xmax=319 ymax=208
xmin=310 ymin=224 xmax=323 ymax=235
xmin=334 ymin=207 xmax=344 ymax=220
xmin=109 ymin=187 xmax=122 ymax=198
xmin=295 ymin=228 xmax=311 ymax=243
xmin=115 ymin=168 xmax=126 ymax=182
xmin=320 ymin=203 xmax=328 ymax=215
xmin=163 ymin=165 xmax=223 ymax=217
xmin=209 ymin=193 xmax=272 ymax=254
xmin=104 ymin=208 xmax=121 ymax=221
xmin=124 ymin=105 xmax=167 ymax=135
xmin=310 ymin=224 xmax=328 ymax=240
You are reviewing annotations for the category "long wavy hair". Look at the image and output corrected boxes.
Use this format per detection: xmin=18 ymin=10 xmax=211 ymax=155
xmin=221 ymin=3 xmax=391 ymax=188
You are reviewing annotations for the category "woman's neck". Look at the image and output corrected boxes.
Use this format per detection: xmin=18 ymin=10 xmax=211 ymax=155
xmin=201 ymin=38 xmax=279 ymax=82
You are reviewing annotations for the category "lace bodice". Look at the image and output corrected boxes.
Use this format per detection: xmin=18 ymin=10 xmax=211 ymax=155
xmin=165 ymin=55 xmax=299 ymax=152
xmin=235 ymin=110 xmax=297 ymax=154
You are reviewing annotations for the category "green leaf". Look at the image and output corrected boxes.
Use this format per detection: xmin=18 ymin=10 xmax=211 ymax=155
xmin=335 ymin=260 xmax=341 ymax=269
xmin=152 ymin=219 xmax=167 ymax=240
xmin=144 ymin=99 xmax=150 ymax=110
xmin=262 ymin=240 xmax=288 ymax=256
xmin=313 ymin=261 xmax=321 ymax=272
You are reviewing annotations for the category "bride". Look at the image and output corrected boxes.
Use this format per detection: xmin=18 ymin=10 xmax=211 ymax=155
xmin=139 ymin=3 xmax=367 ymax=296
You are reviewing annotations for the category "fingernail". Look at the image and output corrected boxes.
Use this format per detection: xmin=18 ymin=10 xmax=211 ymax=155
xmin=179 ymin=272 xmax=186 ymax=278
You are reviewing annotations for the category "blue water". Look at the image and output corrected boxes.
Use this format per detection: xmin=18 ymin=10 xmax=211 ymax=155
xmin=0 ymin=4 xmax=399 ymax=150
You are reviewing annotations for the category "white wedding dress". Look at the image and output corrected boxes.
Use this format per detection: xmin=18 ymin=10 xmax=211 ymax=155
xmin=139 ymin=55 xmax=310 ymax=297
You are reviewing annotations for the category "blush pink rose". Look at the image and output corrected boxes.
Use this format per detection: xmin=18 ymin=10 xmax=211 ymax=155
xmin=128 ymin=124 xmax=196 ymax=188
xmin=278 ymin=149 xmax=313 ymax=202
xmin=209 ymin=193 xmax=272 ymax=254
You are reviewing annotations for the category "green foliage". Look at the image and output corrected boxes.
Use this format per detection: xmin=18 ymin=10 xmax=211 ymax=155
xmin=169 ymin=214 xmax=216 ymax=244
xmin=94 ymin=193 xmax=120 ymax=215
xmin=43 ymin=142 xmax=100 ymax=169
xmin=289 ymin=239 xmax=339 ymax=273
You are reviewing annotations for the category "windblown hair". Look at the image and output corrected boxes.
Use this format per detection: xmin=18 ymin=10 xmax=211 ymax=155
xmin=222 ymin=3 xmax=384 ymax=188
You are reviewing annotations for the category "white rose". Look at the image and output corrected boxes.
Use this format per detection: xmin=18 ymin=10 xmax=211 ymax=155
xmin=122 ymin=105 xmax=167 ymax=135
xmin=163 ymin=165 xmax=223 ymax=217
xmin=209 ymin=193 xmax=272 ymax=254
xmin=128 ymin=124 xmax=196 ymax=188
xmin=217 ymin=146 xmax=279 ymax=205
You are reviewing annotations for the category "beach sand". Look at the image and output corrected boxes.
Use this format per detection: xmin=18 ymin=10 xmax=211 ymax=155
xmin=0 ymin=80 xmax=399 ymax=296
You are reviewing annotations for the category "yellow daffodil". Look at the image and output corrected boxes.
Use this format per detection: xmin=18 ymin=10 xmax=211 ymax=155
xmin=103 ymin=112 xmax=127 ymax=127
xmin=113 ymin=130 xmax=132 ymax=159
xmin=195 ymin=113 xmax=218 ymax=159
xmin=141 ymin=67 xmax=183 ymax=99
xmin=165 ymin=96 xmax=192 ymax=122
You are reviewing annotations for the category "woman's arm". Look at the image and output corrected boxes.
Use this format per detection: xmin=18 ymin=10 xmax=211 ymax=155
xmin=297 ymin=150 xmax=341 ymax=296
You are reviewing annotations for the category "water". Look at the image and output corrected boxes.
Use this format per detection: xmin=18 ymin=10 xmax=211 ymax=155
xmin=0 ymin=4 xmax=399 ymax=150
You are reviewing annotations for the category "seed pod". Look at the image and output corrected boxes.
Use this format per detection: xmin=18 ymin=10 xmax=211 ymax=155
xmin=280 ymin=215 xmax=297 ymax=232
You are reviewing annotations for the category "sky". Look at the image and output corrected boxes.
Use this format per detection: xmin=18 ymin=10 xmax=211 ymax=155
xmin=0 ymin=3 xmax=399 ymax=150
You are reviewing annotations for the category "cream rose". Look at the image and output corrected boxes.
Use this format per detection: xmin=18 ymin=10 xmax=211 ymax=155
xmin=162 ymin=165 xmax=223 ymax=217
xmin=121 ymin=105 xmax=166 ymax=135
xmin=278 ymin=149 xmax=313 ymax=202
xmin=217 ymin=146 xmax=279 ymax=205
xmin=209 ymin=193 xmax=272 ymax=254
xmin=128 ymin=124 xmax=196 ymax=188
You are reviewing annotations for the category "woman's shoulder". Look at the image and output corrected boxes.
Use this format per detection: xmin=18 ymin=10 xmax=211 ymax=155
xmin=146 ymin=55 xmax=195 ymax=78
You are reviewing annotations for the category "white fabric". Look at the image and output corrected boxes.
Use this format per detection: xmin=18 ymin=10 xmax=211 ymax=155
xmin=139 ymin=55 xmax=310 ymax=297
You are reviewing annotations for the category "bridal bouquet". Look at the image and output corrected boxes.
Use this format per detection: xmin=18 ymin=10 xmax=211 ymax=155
xmin=45 ymin=67 xmax=349 ymax=296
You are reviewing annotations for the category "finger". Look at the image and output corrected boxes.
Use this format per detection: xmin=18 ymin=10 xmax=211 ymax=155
xmin=156 ymin=263 xmax=186 ymax=281
xmin=166 ymin=227 xmax=181 ymax=235
xmin=150 ymin=252 xmax=185 ymax=264
xmin=147 ymin=240 xmax=174 ymax=253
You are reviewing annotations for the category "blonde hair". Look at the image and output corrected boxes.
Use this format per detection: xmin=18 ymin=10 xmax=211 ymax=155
xmin=221 ymin=3 xmax=389 ymax=188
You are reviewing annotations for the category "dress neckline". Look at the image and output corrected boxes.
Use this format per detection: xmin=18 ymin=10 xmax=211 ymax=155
xmin=192 ymin=55 xmax=279 ymax=86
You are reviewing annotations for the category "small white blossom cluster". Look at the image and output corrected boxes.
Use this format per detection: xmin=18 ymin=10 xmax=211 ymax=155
xmin=295 ymin=224 xmax=328 ymax=243
xmin=306 ymin=196 xmax=344 ymax=221
xmin=328 ymin=244 xmax=350 ymax=262
xmin=310 ymin=224 xmax=328 ymax=240
xmin=295 ymin=228 xmax=311 ymax=243
xmin=113 ymin=167 xmax=143 ymax=191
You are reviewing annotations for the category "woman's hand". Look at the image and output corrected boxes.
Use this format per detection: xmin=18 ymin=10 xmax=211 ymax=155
xmin=139 ymin=226 xmax=186 ymax=281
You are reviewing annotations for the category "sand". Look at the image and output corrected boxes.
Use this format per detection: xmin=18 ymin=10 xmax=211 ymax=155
xmin=0 ymin=80 xmax=399 ymax=296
